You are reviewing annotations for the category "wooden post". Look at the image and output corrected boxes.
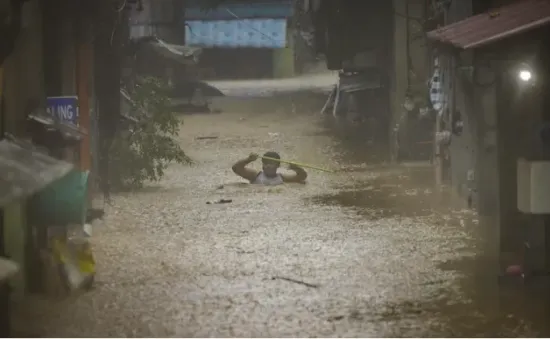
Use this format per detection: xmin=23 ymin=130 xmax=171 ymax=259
xmin=540 ymin=36 xmax=550 ymax=273
xmin=434 ymin=110 xmax=442 ymax=188
xmin=76 ymin=38 xmax=92 ymax=171
xmin=75 ymin=3 xmax=94 ymax=204
xmin=0 ymin=66 xmax=3 ymax=139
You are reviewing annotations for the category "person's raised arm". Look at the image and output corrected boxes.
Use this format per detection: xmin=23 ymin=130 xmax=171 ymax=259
xmin=281 ymin=163 xmax=307 ymax=183
xmin=232 ymin=153 xmax=260 ymax=182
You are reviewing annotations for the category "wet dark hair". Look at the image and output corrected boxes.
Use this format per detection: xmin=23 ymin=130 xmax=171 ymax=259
xmin=262 ymin=151 xmax=281 ymax=164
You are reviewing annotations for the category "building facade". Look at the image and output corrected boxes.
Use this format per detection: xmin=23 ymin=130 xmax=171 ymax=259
xmin=309 ymin=0 xmax=550 ymax=275
xmin=184 ymin=0 xmax=296 ymax=79
xmin=427 ymin=0 xmax=550 ymax=273
xmin=1 ymin=1 xmax=145 ymax=334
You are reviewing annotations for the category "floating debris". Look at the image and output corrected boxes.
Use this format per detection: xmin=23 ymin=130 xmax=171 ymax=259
xmin=206 ymin=199 xmax=233 ymax=204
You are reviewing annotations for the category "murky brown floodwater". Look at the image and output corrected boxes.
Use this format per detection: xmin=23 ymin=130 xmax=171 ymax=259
xmin=12 ymin=91 xmax=550 ymax=337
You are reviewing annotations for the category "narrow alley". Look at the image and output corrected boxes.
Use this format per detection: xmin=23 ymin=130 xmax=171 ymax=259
xmin=11 ymin=91 xmax=549 ymax=337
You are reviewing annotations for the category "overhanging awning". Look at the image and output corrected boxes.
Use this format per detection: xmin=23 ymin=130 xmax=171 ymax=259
xmin=0 ymin=258 xmax=18 ymax=281
xmin=28 ymin=112 xmax=87 ymax=141
xmin=130 ymin=36 xmax=202 ymax=65
xmin=0 ymin=139 xmax=73 ymax=207
xmin=150 ymin=39 xmax=202 ymax=65
xmin=339 ymin=71 xmax=381 ymax=93
xmin=427 ymin=0 xmax=550 ymax=49
xmin=184 ymin=1 xmax=294 ymax=20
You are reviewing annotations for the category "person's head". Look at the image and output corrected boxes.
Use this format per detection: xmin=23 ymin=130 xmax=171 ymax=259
xmin=261 ymin=151 xmax=281 ymax=177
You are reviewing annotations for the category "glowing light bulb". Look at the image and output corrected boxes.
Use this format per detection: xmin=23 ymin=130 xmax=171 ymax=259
xmin=519 ymin=70 xmax=532 ymax=82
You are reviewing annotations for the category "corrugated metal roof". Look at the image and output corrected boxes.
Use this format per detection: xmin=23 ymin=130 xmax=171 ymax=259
xmin=427 ymin=0 xmax=550 ymax=49
xmin=339 ymin=71 xmax=382 ymax=92
xmin=0 ymin=258 xmax=18 ymax=281
xmin=185 ymin=2 xmax=293 ymax=20
xmin=0 ymin=139 xmax=73 ymax=207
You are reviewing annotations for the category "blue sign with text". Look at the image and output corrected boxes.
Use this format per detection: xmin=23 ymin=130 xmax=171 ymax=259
xmin=46 ymin=96 xmax=79 ymax=126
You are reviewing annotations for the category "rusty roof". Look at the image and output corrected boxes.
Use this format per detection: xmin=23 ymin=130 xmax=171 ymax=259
xmin=427 ymin=0 xmax=550 ymax=49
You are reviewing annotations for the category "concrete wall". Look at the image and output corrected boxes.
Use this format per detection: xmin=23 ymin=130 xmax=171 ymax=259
xmin=407 ymin=0 xmax=429 ymax=97
xmin=129 ymin=0 xmax=182 ymax=43
xmin=439 ymin=0 xmax=503 ymax=263
xmin=272 ymin=27 xmax=296 ymax=78
xmin=194 ymin=20 xmax=296 ymax=80
xmin=469 ymin=64 xmax=499 ymax=215
xmin=1 ymin=0 xmax=84 ymax=295
xmin=444 ymin=1 xmax=549 ymax=270
xmin=445 ymin=0 xmax=477 ymax=208
xmin=449 ymin=66 xmax=479 ymax=208
xmin=495 ymin=36 xmax=547 ymax=268
xmin=3 ymin=0 xmax=44 ymax=137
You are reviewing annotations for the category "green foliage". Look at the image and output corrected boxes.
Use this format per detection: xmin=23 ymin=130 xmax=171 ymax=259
xmin=109 ymin=76 xmax=191 ymax=190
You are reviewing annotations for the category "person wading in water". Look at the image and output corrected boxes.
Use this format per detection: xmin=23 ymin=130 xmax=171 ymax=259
xmin=232 ymin=151 xmax=308 ymax=185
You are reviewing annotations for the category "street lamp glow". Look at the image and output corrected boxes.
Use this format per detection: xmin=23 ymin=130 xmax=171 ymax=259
xmin=519 ymin=69 xmax=532 ymax=82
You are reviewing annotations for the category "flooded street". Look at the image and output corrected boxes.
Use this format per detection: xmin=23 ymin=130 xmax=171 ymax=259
xmin=13 ymin=92 xmax=550 ymax=337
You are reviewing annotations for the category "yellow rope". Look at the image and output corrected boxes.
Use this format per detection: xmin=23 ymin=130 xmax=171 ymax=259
xmin=262 ymin=156 xmax=334 ymax=173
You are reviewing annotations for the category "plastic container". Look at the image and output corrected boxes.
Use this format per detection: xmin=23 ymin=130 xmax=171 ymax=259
xmin=33 ymin=170 xmax=90 ymax=225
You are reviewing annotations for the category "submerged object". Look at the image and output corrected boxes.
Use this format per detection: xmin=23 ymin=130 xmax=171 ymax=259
xmin=86 ymin=208 xmax=105 ymax=223
xmin=52 ymin=225 xmax=96 ymax=291
xmin=206 ymin=199 xmax=232 ymax=204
